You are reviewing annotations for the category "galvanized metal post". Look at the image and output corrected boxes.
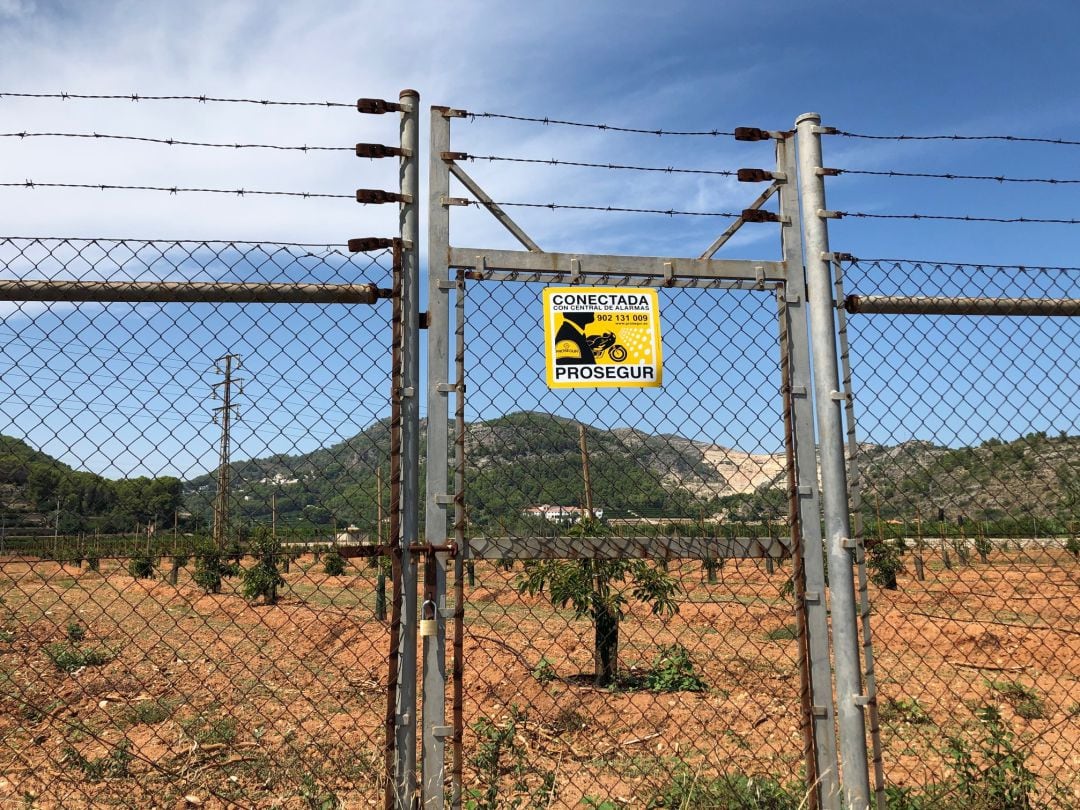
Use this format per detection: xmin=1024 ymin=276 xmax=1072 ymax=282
xmin=396 ymin=88 xmax=421 ymax=810
xmin=777 ymin=135 xmax=842 ymax=810
xmin=795 ymin=112 xmax=871 ymax=810
xmin=422 ymin=104 xmax=454 ymax=809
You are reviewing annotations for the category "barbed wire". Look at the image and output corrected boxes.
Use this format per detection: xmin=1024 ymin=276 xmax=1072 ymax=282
xmin=837 ymin=168 xmax=1080 ymax=185
xmin=0 ymin=235 xmax=351 ymax=248
xmin=845 ymin=257 xmax=1080 ymax=272
xmin=835 ymin=211 xmax=1080 ymax=225
xmin=1 ymin=181 xmax=353 ymax=199
xmin=835 ymin=130 xmax=1080 ymax=147
xmin=1 ymin=131 xmax=351 ymax=152
xmin=462 ymin=199 xmax=740 ymax=217
xmin=461 ymin=153 xmax=737 ymax=176
xmin=468 ymin=111 xmax=735 ymax=137
xmin=0 ymin=92 xmax=352 ymax=108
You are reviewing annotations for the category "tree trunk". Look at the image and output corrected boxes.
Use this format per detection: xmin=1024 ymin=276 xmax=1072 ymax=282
xmin=593 ymin=602 xmax=619 ymax=687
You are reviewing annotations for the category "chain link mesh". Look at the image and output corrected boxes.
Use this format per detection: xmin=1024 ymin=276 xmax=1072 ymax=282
xmin=842 ymin=259 xmax=1080 ymax=809
xmin=0 ymin=238 xmax=397 ymax=808
xmin=451 ymin=277 xmax=814 ymax=808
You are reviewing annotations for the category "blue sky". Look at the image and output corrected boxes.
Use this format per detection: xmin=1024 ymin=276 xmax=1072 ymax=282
xmin=0 ymin=0 xmax=1078 ymax=477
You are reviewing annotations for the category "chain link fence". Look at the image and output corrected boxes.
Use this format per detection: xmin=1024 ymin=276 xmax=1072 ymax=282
xmin=450 ymin=276 xmax=817 ymax=808
xmin=0 ymin=238 xmax=399 ymax=808
xmin=840 ymin=259 xmax=1080 ymax=809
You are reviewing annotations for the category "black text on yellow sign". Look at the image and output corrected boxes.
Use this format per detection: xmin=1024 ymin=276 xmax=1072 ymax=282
xmin=543 ymin=287 xmax=663 ymax=388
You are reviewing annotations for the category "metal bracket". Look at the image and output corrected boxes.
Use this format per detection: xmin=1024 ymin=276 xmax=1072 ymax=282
xmin=663 ymin=261 xmax=674 ymax=286
xmin=442 ymin=196 xmax=470 ymax=207
xmin=840 ymin=537 xmax=857 ymax=549
xmin=569 ymin=257 xmax=582 ymax=284
xmin=432 ymin=725 xmax=453 ymax=738
xmin=399 ymin=387 xmax=415 ymax=398
xmin=798 ymin=486 xmax=814 ymax=496
xmin=853 ymin=695 xmax=874 ymax=707
xmin=830 ymin=390 xmax=850 ymax=401
xmin=434 ymin=494 xmax=454 ymax=506
xmin=817 ymin=209 xmax=843 ymax=220
xmin=435 ymin=383 xmax=456 ymax=393
xmin=815 ymin=167 xmax=841 ymax=177
xmin=438 ymin=280 xmax=457 ymax=290
xmin=804 ymin=591 xmax=821 ymax=603
xmin=811 ymin=706 xmax=829 ymax=717
xmin=754 ymin=266 xmax=766 ymax=290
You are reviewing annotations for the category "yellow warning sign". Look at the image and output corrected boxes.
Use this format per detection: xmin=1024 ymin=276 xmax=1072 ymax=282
xmin=543 ymin=287 xmax=663 ymax=389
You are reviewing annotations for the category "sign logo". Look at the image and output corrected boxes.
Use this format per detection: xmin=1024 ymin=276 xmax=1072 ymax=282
xmin=543 ymin=287 xmax=663 ymax=388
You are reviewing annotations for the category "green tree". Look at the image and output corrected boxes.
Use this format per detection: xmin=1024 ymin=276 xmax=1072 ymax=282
xmin=241 ymin=527 xmax=284 ymax=605
xmin=517 ymin=519 xmax=680 ymax=686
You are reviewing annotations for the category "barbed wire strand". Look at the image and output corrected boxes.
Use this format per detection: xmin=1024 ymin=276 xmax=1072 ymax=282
xmin=0 ymin=92 xmax=352 ymax=108
xmin=1 ymin=131 xmax=352 ymax=152
xmin=461 ymin=153 xmax=736 ymax=177
xmin=468 ymin=111 xmax=735 ymax=137
xmin=835 ymin=130 xmax=1080 ymax=147
xmin=0 ymin=236 xmax=358 ymax=248
xmin=462 ymin=199 xmax=740 ymax=217
xmin=836 ymin=211 xmax=1080 ymax=225
xmin=837 ymin=168 xmax=1080 ymax=185
xmin=1 ymin=181 xmax=353 ymax=199
xmin=842 ymin=257 xmax=1080 ymax=272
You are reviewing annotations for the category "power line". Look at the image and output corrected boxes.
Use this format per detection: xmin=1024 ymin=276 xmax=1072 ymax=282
xmin=2 ymin=180 xmax=353 ymax=199
xmin=461 ymin=199 xmax=741 ymax=218
xmin=461 ymin=153 xmax=737 ymax=176
xmin=0 ymin=92 xmax=352 ymax=108
xmin=1 ymin=131 xmax=352 ymax=152
xmin=833 ymin=211 xmax=1080 ymax=225
xmin=835 ymin=130 xmax=1080 ymax=147
xmin=837 ymin=168 xmax=1080 ymax=185
xmin=469 ymin=111 xmax=735 ymax=137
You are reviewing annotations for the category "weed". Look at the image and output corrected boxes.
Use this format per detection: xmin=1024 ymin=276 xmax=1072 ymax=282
xmin=44 ymin=642 xmax=114 ymax=672
xmin=645 ymin=768 xmax=801 ymax=809
xmin=465 ymin=706 xmax=555 ymax=810
xmin=300 ymin=772 xmax=339 ymax=809
xmin=123 ymin=699 xmax=175 ymax=727
xmin=549 ymin=707 xmax=587 ymax=734
xmin=645 ymin=643 xmax=706 ymax=693
xmin=1066 ymin=701 xmax=1080 ymax=717
xmin=944 ymin=705 xmax=1036 ymax=809
xmin=0 ymin=628 xmax=14 ymax=642
xmin=582 ymin=798 xmax=619 ymax=809
xmin=182 ymin=714 xmax=238 ymax=746
xmin=65 ymin=621 xmax=85 ymax=643
xmin=987 ymin=679 xmax=1046 ymax=720
xmin=61 ymin=739 xmax=132 ymax=781
xmin=880 ymin=696 xmax=933 ymax=726
xmin=765 ymin=623 xmax=798 ymax=642
xmin=85 ymin=550 xmax=100 ymax=572
xmin=531 ymin=657 xmax=556 ymax=684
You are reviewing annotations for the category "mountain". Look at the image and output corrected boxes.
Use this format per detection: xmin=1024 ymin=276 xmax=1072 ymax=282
xmin=0 ymin=435 xmax=183 ymax=534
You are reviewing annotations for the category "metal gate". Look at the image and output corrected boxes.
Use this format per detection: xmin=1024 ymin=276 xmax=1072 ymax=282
xmin=416 ymin=108 xmax=844 ymax=810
